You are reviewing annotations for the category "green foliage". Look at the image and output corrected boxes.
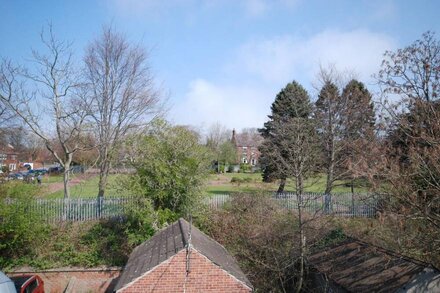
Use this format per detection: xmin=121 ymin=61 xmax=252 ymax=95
xmin=313 ymin=228 xmax=347 ymax=250
xmin=218 ymin=140 xmax=237 ymax=165
xmin=122 ymin=198 xmax=157 ymax=246
xmin=0 ymin=185 xmax=49 ymax=268
xmin=0 ymin=180 xmax=43 ymax=198
xmin=259 ymin=81 xmax=313 ymax=187
xmin=239 ymin=163 xmax=251 ymax=173
xmin=230 ymin=176 xmax=252 ymax=184
xmin=127 ymin=120 xmax=211 ymax=215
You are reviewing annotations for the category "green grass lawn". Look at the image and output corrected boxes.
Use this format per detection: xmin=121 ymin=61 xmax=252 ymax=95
xmin=45 ymin=174 xmax=131 ymax=199
xmin=43 ymin=171 xmax=370 ymax=199
xmin=205 ymin=172 xmax=370 ymax=195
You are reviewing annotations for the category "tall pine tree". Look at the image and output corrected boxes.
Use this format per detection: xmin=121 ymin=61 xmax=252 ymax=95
xmin=340 ymin=80 xmax=376 ymax=191
xmin=259 ymin=81 xmax=313 ymax=192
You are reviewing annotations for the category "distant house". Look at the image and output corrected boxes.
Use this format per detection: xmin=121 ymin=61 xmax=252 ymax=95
xmin=308 ymin=237 xmax=440 ymax=292
xmin=114 ymin=218 xmax=252 ymax=293
xmin=231 ymin=129 xmax=262 ymax=166
xmin=0 ymin=144 xmax=19 ymax=172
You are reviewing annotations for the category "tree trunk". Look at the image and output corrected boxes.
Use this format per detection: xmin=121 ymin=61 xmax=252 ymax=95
xmin=324 ymin=150 xmax=334 ymax=195
xmin=62 ymin=161 xmax=71 ymax=221
xmin=63 ymin=167 xmax=70 ymax=199
xmin=97 ymin=160 xmax=110 ymax=198
xmin=277 ymin=178 xmax=286 ymax=193
xmin=295 ymin=179 xmax=305 ymax=293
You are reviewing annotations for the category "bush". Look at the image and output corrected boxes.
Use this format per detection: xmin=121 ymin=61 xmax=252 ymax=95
xmin=126 ymin=120 xmax=211 ymax=215
xmin=230 ymin=176 xmax=241 ymax=183
xmin=204 ymin=193 xmax=299 ymax=292
xmin=239 ymin=163 xmax=251 ymax=173
xmin=0 ymin=186 xmax=49 ymax=268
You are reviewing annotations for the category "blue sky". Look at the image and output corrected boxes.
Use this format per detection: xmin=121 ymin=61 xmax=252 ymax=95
xmin=1 ymin=0 xmax=440 ymax=131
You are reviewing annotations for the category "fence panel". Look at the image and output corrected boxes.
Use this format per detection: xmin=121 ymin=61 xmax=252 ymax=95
xmin=4 ymin=192 xmax=380 ymax=223
xmin=207 ymin=192 xmax=380 ymax=218
xmin=3 ymin=196 xmax=141 ymax=223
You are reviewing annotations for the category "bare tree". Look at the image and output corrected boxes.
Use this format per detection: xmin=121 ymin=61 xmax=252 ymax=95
xmin=367 ymin=31 xmax=440 ymax=266
xmin=0 ymin=26 xmax=89 ymax=199
xmin=205 ymin=122 xmax=233 ymax=173
xmin=84 ymin=27 xmax=162 ymax=199
xmin=314 ymin=66 xmax=375 ymax=195
xmin=377 ymin=31 xmax=440 ymax=103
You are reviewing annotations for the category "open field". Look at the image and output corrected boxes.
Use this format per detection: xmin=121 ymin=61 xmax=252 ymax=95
xmin=43 ymin=174 xmax=130 ymax=199
xmin=36 ymin=172 xmax=370 ymax=198
xmin=205 ymin=173 xmax=370 ymax=195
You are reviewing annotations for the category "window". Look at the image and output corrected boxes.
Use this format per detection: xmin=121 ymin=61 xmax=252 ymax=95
xmin=24 ymin=278 xmax=38 ymax=293
xmin=10 ymin=155 xmax=17 ymax=160
xmin=9 ymin=164 xmax=16 ymax=171
xmin=251 ymin=158 xmax=256 ymax=166
xmin=242 ymin=157 xmax=248 ymax=164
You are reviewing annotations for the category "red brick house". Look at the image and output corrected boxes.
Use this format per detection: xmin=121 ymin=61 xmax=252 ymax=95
xmin=0 ymin=144 xmax=19 ymax=172
xmin=231 ymin=129 xmax=262 ymax=166
xmin=114 ymin=218 xmax=252 ymax=293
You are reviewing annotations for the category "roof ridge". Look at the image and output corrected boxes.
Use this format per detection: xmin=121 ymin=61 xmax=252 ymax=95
xmin=178 ymin=218 xmax=188 ymax=246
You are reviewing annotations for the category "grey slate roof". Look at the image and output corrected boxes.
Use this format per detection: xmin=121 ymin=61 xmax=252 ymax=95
xmin=308 ymin=237 xmax=440 ymax=292
xmin=114 ymin=218 xmax=252 ymax=291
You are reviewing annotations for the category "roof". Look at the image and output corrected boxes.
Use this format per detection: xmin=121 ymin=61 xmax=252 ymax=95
xmin=308 ymin=237 xmax=440 ymax=292
xmin=114 ymin=218 xmax=252 ymax=291
xmin=234 ymin=132 xmax=263 ymax=148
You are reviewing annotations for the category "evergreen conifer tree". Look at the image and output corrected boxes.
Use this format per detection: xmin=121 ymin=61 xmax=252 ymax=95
xmin=259 ymin=81 xmax=313 ymax=192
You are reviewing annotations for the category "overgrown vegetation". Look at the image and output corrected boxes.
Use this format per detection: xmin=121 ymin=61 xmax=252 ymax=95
xmin=203 ymin=193 xmax=334 ymax=292
xmin=0 ymin=182 xmax=49 ymax=268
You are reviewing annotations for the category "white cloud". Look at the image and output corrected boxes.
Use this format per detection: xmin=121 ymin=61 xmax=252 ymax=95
xmin=234 ymin=29 xmax=397 ymax=85
xmin=172 ymin=79 xmax=271 ymax=130
xmin=174 ymin=29 xmax=397 ymax=129
xmin=243 ymin=0 xmax=267 ymax=17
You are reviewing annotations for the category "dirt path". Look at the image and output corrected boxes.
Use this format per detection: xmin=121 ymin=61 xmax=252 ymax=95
xmin=44 ymin=173 xmax=97 ymax=194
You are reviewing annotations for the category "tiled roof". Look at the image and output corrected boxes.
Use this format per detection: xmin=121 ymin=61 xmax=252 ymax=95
xmin=308 ymin=237 xmax=440 ymax=292
xmin=234 ymin=133 xmax=263 ymax=148
xmin=114 ymin=218 xmax=251 ymax=291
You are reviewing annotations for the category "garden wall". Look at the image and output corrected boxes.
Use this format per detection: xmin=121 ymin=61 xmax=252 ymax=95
xmin=7 ymin=267 xmax=122 ymax=293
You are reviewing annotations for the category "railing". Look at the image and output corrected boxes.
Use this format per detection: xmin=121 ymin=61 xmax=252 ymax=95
xmin=206 ymin=192 xmax=380 ymax=218
xmin=4 ymin=196 xmax=143 ymax=223
xmin=3 ymin=192 xmax=380 ymax=223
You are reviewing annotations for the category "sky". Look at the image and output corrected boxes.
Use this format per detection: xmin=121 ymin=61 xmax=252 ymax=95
xmin=1 ymin=0 xmax=440 ymax=131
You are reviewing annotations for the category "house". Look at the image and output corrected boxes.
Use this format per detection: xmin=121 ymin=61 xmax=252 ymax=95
xmin=114 ymin=218 xmax=252 ymax=293
xmin=231 ymin=129 xmax=262 ymax=167
xmin=308 ymin=237 xmax=440 ymax=292
xmin=0 ymin=144 xmax=19 ymax=172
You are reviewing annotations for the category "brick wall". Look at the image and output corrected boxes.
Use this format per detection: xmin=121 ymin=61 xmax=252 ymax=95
xmin=7 ymin=267 xmax=122 ymax=293
xmin=118 ymin=249 xmax=251 ymax=293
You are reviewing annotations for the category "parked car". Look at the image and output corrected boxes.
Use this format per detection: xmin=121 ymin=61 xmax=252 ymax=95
xmin=27 ymin=169 xmax=48 ymax=176
xmin=0 ymin=272 xmax=44 ymax=293
xmin=48 ymin=166 xmax=63 ymax=174
xmin=8 ymin=173 xmax=24 ymax=180
xmin=10 ymin=275 xmax=44 ymax=293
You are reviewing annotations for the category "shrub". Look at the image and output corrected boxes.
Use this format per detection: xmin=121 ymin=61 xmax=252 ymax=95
xmin=0 ymin=186 xmax=49 ymax=268
xmin=230 ymin=176 xmax=241 ymax=183
xmin=204 ymin=193 xmax=299 ymax=292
